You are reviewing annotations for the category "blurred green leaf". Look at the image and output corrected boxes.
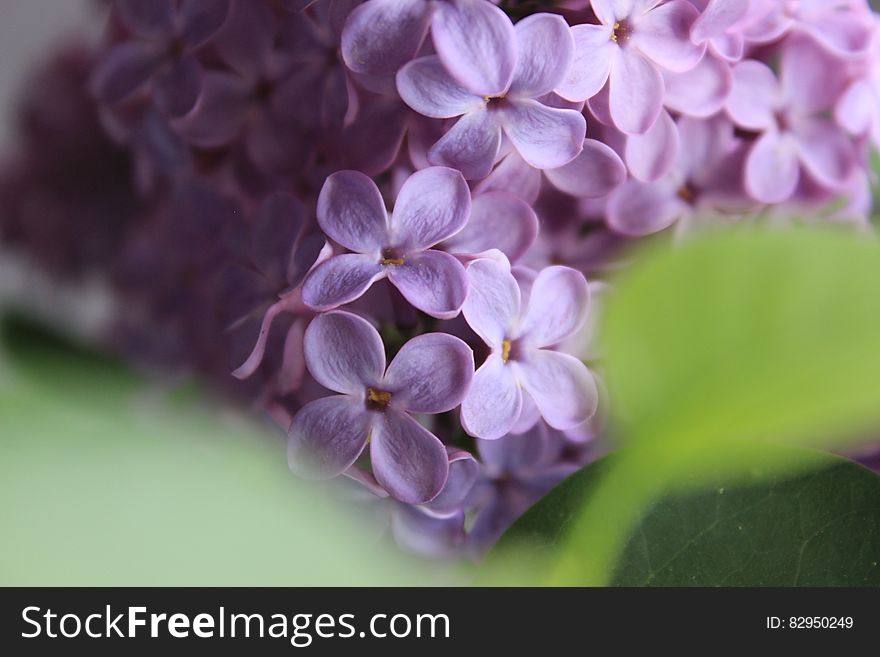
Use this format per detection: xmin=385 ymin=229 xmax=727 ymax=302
xmin=0 ymin=315 xmax=440 ymax=585
xmin=497 ymin=448 xmax=880 ymax=586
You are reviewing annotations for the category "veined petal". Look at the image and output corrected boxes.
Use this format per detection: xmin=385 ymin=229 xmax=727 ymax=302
xmin=301 ymin=254 xmax=385 ymax=312
xmin=606 ymin=178 xmax=683 ymax=235
xmin=500 ymin=99 xmax=586 ymax=169
xmin=396 ymin=55 xmax=485 ymax=119
xmin=625 ymin=109 xmax=679 ymax=182
xmin=509 ymin=13 xmax=575 ymax=98
xmin=545 ymin=138 xmax=627 ymax=198
xmin=520 ymin=266 xmax=591 ymax=348
xmin=608 ymin=47 xmax=664 ymax=134
xmin=632 ymin=0 xmax=705 ymax=73
xmin=744 ymin=130 xmax=799 ymax=203
xmin=317 ymin=170 xmax=389 ymax=253
xmin=461 ymin=354 xmax=523 ymax=440
xmin=462 ymin=257 xmax=520 ymax=347
xmin=303 ymin=310 xmax=386 ymax=394
xmin=726 ymin=60 xmax=778 ymax=130
xmin=518 ymin=349 xmax=598 ymax=430
xmin=443 ymin=190 xmax=538 ymax=261
xmin=391 ymin=167 xmax=472 ymax=250
xmin=556 ymin=23 xmax=615 ymax=102
xmin=427 ymin=109 xmax=503 ymax=180
xmin=341 ymin=0 xmax=430 ymax=76
xmin=387 ymin=249 xmax=468 ymax=319
xmin=288 ymin=396 xmax=371 ymax=479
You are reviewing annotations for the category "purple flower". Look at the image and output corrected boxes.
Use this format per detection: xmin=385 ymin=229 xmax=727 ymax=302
xmin=397 ymin=13 xmax=586 ymax=179
xmin=288 ymin=310 xmax=474 ymax=503
xmin=689 ymin=0 xmax=751 ymax=61
xmin=726 ymin=37 xmax=855 ymax=203
xmin=342 ymin=0 xmax=515 ymax=88
xmin=302 ymin=167 xmax=471 ymax=318
xmin=606 ymin=114 xmax=750 ymax=235
xmin=91 ymin=0 xmax=230 ymax=116
xmin=558 ymin=0 xmax=705 ymax=135
xmin=836 ymin=28 xmax=880 ymax=149
xmin=460 ymin=258 xmax=598 ymax=439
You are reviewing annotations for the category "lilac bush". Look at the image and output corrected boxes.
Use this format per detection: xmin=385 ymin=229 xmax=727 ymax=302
xmin=1 ymin=0 xmax=879 ymax=556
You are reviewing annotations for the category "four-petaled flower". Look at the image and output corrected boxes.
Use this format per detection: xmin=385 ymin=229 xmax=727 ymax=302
xmin=302 ymin=167 xmax=472 ymax=318
xmin=461 ymin=258 xmax=599 ymax=440
xmin=288 ymin=310 xmax=474 ymax=504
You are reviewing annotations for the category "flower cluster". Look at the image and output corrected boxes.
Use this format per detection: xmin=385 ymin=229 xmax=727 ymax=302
xmin=1 ymin=0 xmax=878 ymax=556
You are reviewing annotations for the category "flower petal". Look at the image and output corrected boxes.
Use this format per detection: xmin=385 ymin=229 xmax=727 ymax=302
xmin=115 ymin=0 xmax=173 ymax=38
xmin=384 ymin=333 xmax=474 ymax=413
xmin=176 ymin=71 xmax=250 ymax=147
xmin=780 ymin=35 xmax=848 ymax=115
xmin=744 ymin=130 xmax=799 ymax=203
xmin=462 ymin=257 xmax=520 ymax=347
xmin=179 ymin=0 xmax=230 ymax=46
xmin=396 ymin=55 xmax=486 ymax=119
xmin=303 ymin=310 xmax=386 ymax=394
xmin=726 ymin=60 xmax=778 ymax=130
xmin=509 ymin=13 xmax=575 ymax=98
xmin=461 ymin=354 xmax=522 ymax=440
xmin=288 ymin=396 xmax=371 ymax=478
xmin=545 ymin=138 xmax=626 ymax=197
xmin=608 ymin=47 xmax=664 ymax=134
xmin=606 ymin=178 xmax=683 ymax=235
xmin=427 ymin=109 xmax=503 ymax=180
xmin=387 ymin=249 xmax=468 ymax=319
xmin=518 ymin=349 xmax=598 ymax=430
xmin=371 ymin=410 xmax=449 ymax=504
xmin=520 ymin=266 xmax=590 ymax=348
xmin=317 ymin=170 xmax=389 ymax=253
xmin=663 ymin=52 xmax=732 ymax=118
xmin=793 ymin=118 xmax=854 ymax=190
xmin=473 ymin=152 xmax=542 ymax=205
xmin=625 ymin=108 xmax=679 ymax=182
xmin=301 ymin=253 xmax=385 ymax=312
xmin=632 ymin=0 xmax=705 ymax=73
xmin=153 ymin=53 xmax=202 ymax=117
xmin=691 ymin=0 xmax=749 ymax=44
xmin=391 ymin=167 xmax=472 ymax=250
xmin=341 ymin=0 xmax=430 ymax=76
xmin=556 ymin=23 xmax=615 ymax=102
xmin=432 ymin=0 xmax=516 ymax=96
xmin=213 ymin=0 xmax=275 ymax=76
xmin=422 ymin=449 xmax=479 ymax=516
xmin=443 ymin=190 xmax=538 ymax=261
xmin=500 ymin=99 xmax=586 ymax=169
xmin=90 ymin=42 xmax=163 ymax=105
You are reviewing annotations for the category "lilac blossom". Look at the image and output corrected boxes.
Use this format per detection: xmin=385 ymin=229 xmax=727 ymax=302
xmin=288 ymin=310 xmax=474 ymax=503
xmin=461 ymin=257 xmax=598 ymax=440
xmin=689 ymin=0 xmax=751 ymax=61
xmin=726 ymin=37 xmax=856 ymax=203
xmin=302 ymin=167 xmax=471 ymax=318
xmin=397 ymin=13 xmax=586 ymax=179
xmin=557 ymin=0 xmax=705 ymax=134
xmin=91 ymin=0 xmax=230 ymax=116
xmin=836 ymin=24 xmax=880 ymax=149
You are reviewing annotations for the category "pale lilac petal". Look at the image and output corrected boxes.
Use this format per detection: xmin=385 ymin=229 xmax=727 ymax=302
xmin=663 ymin=52 xmax=732 ymax=118
xmin=800 ymin=13 xmax=873 ymax=58
xmin=793 ymin=119 xmax=855 ymax=190
xmin=391 ymin=508 xmax=464 ymax=556
xmin=625 ymin=109 xmax=679 ymax=182
xmin=443 ymin=191 xmax=538 ymax=261
xmin=422 ymin=450 xmax=479 ymax=516
xmin=633 ymin=0 xmax=705 ymax=73
xmin=90 ymin=42 xmax=163 ymax=105
xmin=518 ymin=349 xmax=598 ymax=430
xmin=591 ymin=0 xmax=634 ymax=24
xmin=781 ymin=35 xmax=848 ymax=115
xmin=303 ymin=310 xmax=386 ymax=393
xmin=509 ymin=390 xmax=541 ymax=434
xmin=462 ymin=257 xmax=520 ymax=347
xmin=520 ymin=266 xmax=590 ymax=348
xmin=391 ymin=167 xmax=471 ymax=249
xmin=586 ymin=81 xmax=614 ymax=127
xmin=509 ymin=13 xmax=575 ymax=98
xmin=677 ymin=113 xmax=733 ymax=180
xmin=726 ymin=60 xmax=778 ymax=130
xmin=473 ymin=152 xmax=542 ymax=204
xmin=387 ymin=249 xmax=468 ymax=319
xmin=153 ymin=53 xmax=202 ymax=117
xmin=341 ymin=0 xmax=430 ymax=76
xmin=251 ymin=192 xmax=305 ymax=286
xmin=606 ymin=178 xmax=683 ymax=235
xmin=176 ymin=71 xmax=250 ymax=147
xmin=396 ymin=56 xmax=485 ymax=119
xmin=744 ymin=131 xmax=799 ymax=203
xmin=500 ymin=99 xmax=586 ymax=169
xmin=476 ymin=423 xmax=548 ymax=471
xmin=288 ymin=396 xmax=371 ymax=478
xmin=691 ymin=0 xmax=748 ymax=44
xmin=556 ymin=23 xmax=615 ymax=102
xmin=710 ymin=32 xmax=744 ymax=62
xmin=301 ymin=254 xmax=385 ymax=312
xmin=384 ymin=333 xmax=474 ymax=413
xmin=179 ymin=0 xmax=230 ymax=46
xmin=231 ymin=300 xmax=285 ymax=380
xmin=427 ymin=109 xmax=503 ymax=180
xmin=544 ymin=138 xmax=625 ymax=196
xmin=835 ymin=80 xmax=875 ymax=136
xmin=370 ymin=410 xmax=449 ymax=504
xmin=608 ymin=48 xmax=664 ymax=134
xmin=432 ymin=0 xmax=516 ymax=96
xmin=115 ymin=0 xmax=173 ymax=38
xmin=317 ymin=170 xmax=389 ymax=253
xmin=461 ymin=354 xmax=522 ymax=440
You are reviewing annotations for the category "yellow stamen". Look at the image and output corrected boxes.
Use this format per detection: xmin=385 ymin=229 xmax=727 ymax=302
xmin=501 ymin=339 xmax=512 ymax=364
xmin=611 ymin=22 xmax=620 ymax=43
xmin=381 ymin=257 xmax=405 ymax=266
xmin=367 ymin=388 xmax=392 ymax=407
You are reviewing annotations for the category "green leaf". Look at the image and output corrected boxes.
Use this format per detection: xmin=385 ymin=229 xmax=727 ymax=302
xmin=603 ymin=228 xmax=880 ymax=452
xmin=497 ymin=449 xmax=880 ymax=586
xmin=0 ymin=315 xmax=443 ymax=585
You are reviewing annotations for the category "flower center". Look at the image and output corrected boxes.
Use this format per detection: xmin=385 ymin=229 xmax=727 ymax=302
xmin=611 ymin=20 xmax=633 ymax=45
xmin=366 ymin=387 xmax=392 ymax=411
xmin=677 ymin=183 xmax=698 ymax=205
xmin=380 ymin=247 xmax=405 ymax=266
xmin=484 ymin=95 xmax=508 ymax=110
xmin=501 ymin=339 xmax=512 ymax=363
